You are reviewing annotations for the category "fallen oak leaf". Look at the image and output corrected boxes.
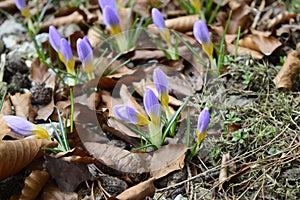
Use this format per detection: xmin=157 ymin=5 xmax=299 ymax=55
xmin=40 ymin=183 xmax=78 ymax=200
xmin=273 ymin=50 xmax=300 ymax=89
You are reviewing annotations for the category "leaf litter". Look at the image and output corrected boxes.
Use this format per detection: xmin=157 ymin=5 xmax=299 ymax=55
xmin=0 ymin=0 xmax=299 ymax=199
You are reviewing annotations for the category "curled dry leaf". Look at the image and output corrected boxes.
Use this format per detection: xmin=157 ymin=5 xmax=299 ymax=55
xmin=228 ymin=4 xmax=252 ymax=34
xmin=226 ymin=43 xmax=264 ymax=59
xmin=84 ymin=142 xmax=151 ymax=183
xmin=267 ymin=11 xmax=297 ymax=30
xmin=41 ymin=11 xmax=84 ymax=31
xmin=273 ymin=50 xmax=300 ymax=89
xmin=0 ymin=139 xmax=57 ymax=181
xmin=148 ymin=15 xmax=199 ymax=33
xmin=116 ymin=178 xmax=156 ymax=200
xmin=238 ymin=33 xmax=281 ymax=56
xmin=150 ymin=144 xmax=187 ymax=179
xmin=0 ymin=0 xmax=15 ymax=11
xmin=0 ymin=114 xmax=10 ymax=136
xmin=10 ymin=93 xmax=35 ymax=121
xmin=19 ymin=170 xmax=50 ymax=200
xmin=40 ymin=184 xmax=78 ymax=200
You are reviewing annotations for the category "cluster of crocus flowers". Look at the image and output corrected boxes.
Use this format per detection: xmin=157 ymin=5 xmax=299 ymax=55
xmin=49 ymin=26 xmax=76 ymax=86
xmin=113 ymin=88 xmax=162 ymax=148
xmin=15 ymin=0 xmax=30 ymax=19
xmin=98 ymin=0 xmax=127 ymax=52
xmin=151 ymin=8 xmax=178 ymax=60
xmin=76 ymin=36 xmax=95 ymax=80
xmin=195 ymin=108 xmax=210 ymax=145
xmin=3 ymin=115 xmax=50 ymax=140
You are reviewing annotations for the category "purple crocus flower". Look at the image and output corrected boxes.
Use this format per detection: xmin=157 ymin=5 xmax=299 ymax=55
xmin=3 ymin=115 xmax=50 ymax=139
xmin=77 ymin=38 xmax=94 ymax=75
xmin=144 ymin=89 xmax=160 ymax=125
xmin=153 ymin=68 xmax=169 ymax=106
xmin=103 ymin=6 xmax=121 ymax=35
xmin=83 ymin=36 xmax=92 ymax=48
xmin=60 ymin=38 xmax=75 ymax=72
xmin=98 ymin=0 xmax=117 ymax=12
xmin=193 ymin=20 xmax=213 ymax=59
xmin=15 ymin=0 xmax=29 ymax=18
xmin=151 ymin=8 xmax=166 ymax=30
xmin=49 ymin=25 xmax=63 ymax=53
xmin=113 ymin=105 xmax=149 ymax=125
xmin=195 ymin=108 xmax=210 ymax=142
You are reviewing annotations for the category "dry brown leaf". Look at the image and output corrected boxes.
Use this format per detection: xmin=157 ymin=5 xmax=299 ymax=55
xmin=40 ymin=184 xmax=78 ymax=200
xmin=120 ymin=84 xmax=147 ymax=116
xmin=238 ymin=34 xmax=281 ymax=56
xmin=30 ymin=58 xmax=56 ymax=120
xmin=267 ymin=11 xmax=297 ymax=30
xmin=273 ymin=50 xmax=300 ymax=89
xmin=0 ymin=139 xmax=57 ymax=181
xmin=116 ymin=178 xmax=156 ymax=200
xmin=45 ymin=156 xmax=94 ymax=192
xmin=150 ymin=144 xmax=187 ymax=179
xmin=84 ymin=142 xmax=151 ymax=183
xmin=87 ymin=25 xmax=103 ymax=47
xmin=228 ymin=4 xmax=252 ymax=34
xmin=19 ymin=170 xmax=50 ymax=200
xmin=41 ymin=11 xmax=84 ymax=31
xmin=0 ymin=0 xmax=15 ymax=11
xmin=226 ymin=43 xmax=264 ymax=59
xmin=10 ymin=93 xmax=35 ymax=121
xmin=0 ymin=114 xmax=10 ymax=136
xmin=148 ymin=14 xmax=199 ymax=33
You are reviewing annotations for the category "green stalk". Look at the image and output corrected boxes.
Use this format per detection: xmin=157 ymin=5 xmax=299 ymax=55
xmin=70 ymin=87 xmax=74 ymax=133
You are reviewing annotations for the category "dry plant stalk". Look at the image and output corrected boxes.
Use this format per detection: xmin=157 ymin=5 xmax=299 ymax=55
xmin=273 ymin=50 xmax=300 ymax=89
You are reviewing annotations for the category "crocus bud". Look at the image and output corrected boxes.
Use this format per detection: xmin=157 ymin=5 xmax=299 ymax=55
xmin=77 ymin=38 xmax=94 ymax=75
xmin=83 ymin=36 xmax=92 ymax=48
xmin=103 ymin=6 xmax=121 ymax=35
xmin=195 ymin=108 xmax=210 ymax=143
xmin=49 ymin=25 xmax=63 ymax=53
xmin=144 ymin=89 xmax=160 ymax=125
xmin=113 ymin=105 xmax=149 ymax=125
xmin=151 ymin=8 xmax=166 ymax=30
xmin=3 ymin=115 xmax=50 ymax=139
xmin=60 ymin=38 xmax=75 ymax=74
xmin=153 ymin=68 xmax=169 ymax=107
xmin=98 ymin=0 xmax=117 ymax=12
xmin=15 ymin=0 xmax=29 ymax=18
xmin=193 ymin=20 xmax=213 ymax=59
xmin=151 ymin=8 xmax=170 ymax=43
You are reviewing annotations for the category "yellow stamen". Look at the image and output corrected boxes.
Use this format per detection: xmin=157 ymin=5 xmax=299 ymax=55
xmin=32 ymin=125 xmax=50 ymax=140
xmin=202 ymin=42 xmax=214 ymax=61
xmin=21 ymin=7 xmax=30 ymax=19
xmin=161 ymin=92 xmax=169 ymax=107
xmin=111 ymin=25 xmax=121 ymax=35
xmin=137 ymin=113 xmax=150 ymax=125
xmin=196 ymin=130 xmax=207 ymax=143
